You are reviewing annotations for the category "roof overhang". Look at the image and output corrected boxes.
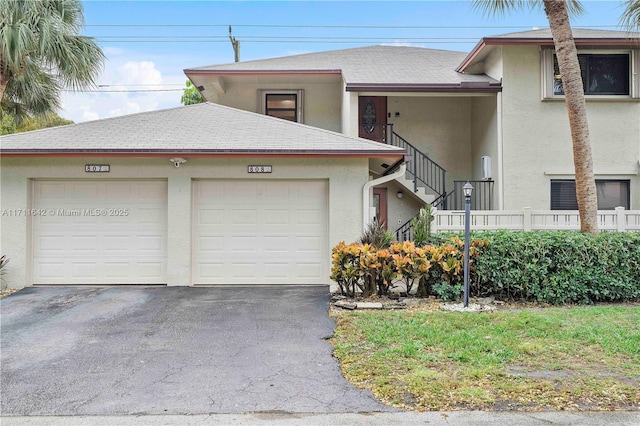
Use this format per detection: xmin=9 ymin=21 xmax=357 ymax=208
xmin=0 ymin=149 xmax=406 ymax=158
xmin=346 ymin=82 xmax=502 ymax=93
xmin=184 ymin=69 xmax=342 ymax=77
xmin=458 ymin=36 xmax=640 ymax=73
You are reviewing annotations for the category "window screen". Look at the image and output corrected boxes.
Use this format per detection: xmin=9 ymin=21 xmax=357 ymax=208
xmin=551 ymin=180 xmax=630 ymax=210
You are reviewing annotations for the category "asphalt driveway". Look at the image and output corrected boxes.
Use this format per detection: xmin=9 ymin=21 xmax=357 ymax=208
xmin=1 ymin=286 xmax=391 ymax=416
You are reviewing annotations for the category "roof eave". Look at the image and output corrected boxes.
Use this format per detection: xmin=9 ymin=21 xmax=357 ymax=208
xmin=184 ymin=69 xmax=343 ymax=76
xmin=345 ymin=82 xmax=502 ymax=93
xmin=0 ymin=149 xmax=406 ymax=158
xmin=457 ymin=36 xmax=640 ymax=72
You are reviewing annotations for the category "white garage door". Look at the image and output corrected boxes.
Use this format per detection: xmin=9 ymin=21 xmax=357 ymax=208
xmin=32 ymin=180 xmax=167 ymax=285
xmin=192 ymin=180 xmax=328 ymax=285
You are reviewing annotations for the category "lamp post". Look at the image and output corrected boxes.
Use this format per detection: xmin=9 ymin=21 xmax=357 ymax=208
xmin=463 ymin=182 xmax=473 ymax=308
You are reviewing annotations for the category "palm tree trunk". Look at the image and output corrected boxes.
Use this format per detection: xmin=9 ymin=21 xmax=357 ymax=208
xmin=543 ymin=0 xmax=599 ymax=234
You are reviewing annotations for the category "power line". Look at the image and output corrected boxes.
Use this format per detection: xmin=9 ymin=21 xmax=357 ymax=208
xmin=94 ymin=35 xmax=482 ymax=40
xmin=65 ymin=89 xmax=183 ymax=93
xmin=97 ymin=84 xmax=184 ymax=87
xmin=84 ymin=23 xmax=619 ymax=29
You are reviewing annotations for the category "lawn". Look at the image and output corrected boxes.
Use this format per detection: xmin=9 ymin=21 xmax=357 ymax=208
xmin=330 ymin=304 xmax=640 ymax=411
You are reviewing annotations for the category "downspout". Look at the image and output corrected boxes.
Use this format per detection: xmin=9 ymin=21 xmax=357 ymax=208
xmin=497 ymin=90 xmax=505 ymax=210
xmin=362 ymin=162 xmax=407 ymax=231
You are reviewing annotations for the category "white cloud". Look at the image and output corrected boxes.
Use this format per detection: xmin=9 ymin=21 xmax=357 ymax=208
xmin=60 ymin=57 xmax=185 ymax=123
xmin=117 ymin=61 xmax=163 ymax=86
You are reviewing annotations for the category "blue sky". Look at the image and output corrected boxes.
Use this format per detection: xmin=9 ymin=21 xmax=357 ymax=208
xmin=61 ymin=0 xmax=631 ymax=122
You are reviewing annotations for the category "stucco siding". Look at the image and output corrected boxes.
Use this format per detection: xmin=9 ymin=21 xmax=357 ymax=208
xmin=387 ymin=96 xmax=473 ymax=191
xmin=0 ymin=156 xmax=368 ymax=289
xmin=214 ymin=78 xmax=343 ymax=132
xmin=471 ymin=96 xmax=499 ymax=207
xmin=483 ymin=47 xmax=503 ymax=82
xmin=500 ymin=45 xmax=640 ymax=209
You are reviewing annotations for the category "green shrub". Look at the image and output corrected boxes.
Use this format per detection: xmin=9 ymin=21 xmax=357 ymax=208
xmin=330 ymin=237 xmax=487 ymax=299
xmin=412 ymin=205 xmax=434 ymax=246
xmin=473 ymin=230 xmax=640 ymax=304
xmin=0 ymin=255 xmax=9 ymax=291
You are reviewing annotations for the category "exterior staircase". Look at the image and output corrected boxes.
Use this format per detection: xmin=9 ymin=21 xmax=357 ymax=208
xmin=369 ymin=125 xmax=494 ymax=241
xmin=382 ymin=125 xmax=447 ymax=207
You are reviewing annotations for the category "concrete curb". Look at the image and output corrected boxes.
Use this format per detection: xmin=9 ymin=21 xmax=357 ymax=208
xmin=2 ymin=411 xmax=640 ymax=426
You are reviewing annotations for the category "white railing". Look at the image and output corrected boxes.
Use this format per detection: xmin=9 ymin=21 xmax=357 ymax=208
xmin=432 ymin=206 xmax=640 ymax=233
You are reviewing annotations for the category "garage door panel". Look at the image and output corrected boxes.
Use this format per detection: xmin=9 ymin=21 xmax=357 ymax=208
xmin=198 ymin=209 xmax=224 ymax=225
xmin=263 ymin=209 xmax=289 ymax=224
xmin=37 ymin=262 xmax=65 ymax=279
xmin=297 ymin=263 xmax=323 ymax=280
xmin=32 ymin=180 xmax=167 ymax=285
xmin=70 ymin=182 xmax=100 ymax=198
xmin=71 ymin=262 xmax=100 ymax=279
xmin=193 ymin=180 xmax=328 ymax=285
xmin=70 ymin=235 xmax=99 ymax=253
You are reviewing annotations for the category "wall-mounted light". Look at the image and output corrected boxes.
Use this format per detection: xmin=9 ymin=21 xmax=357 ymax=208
xmin=170 ymin=157 xmax=187 ymax=168
xmin=396 ymin=191 xmax=404 ymax=199
xmin=197 ymin=85 xmax=205 ymax=92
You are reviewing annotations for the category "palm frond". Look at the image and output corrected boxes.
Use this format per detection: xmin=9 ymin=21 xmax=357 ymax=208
xmin=620 ymin=0 xmax=640 ymax=31
xmin=472 ymin=0 xmax=583 ymax=17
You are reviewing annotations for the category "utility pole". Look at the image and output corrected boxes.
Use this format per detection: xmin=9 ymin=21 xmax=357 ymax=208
xmin=229 ymin=26 xmax=240 ymax=62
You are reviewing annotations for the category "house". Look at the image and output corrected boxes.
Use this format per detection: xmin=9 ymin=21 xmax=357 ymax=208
xmin=184 ymin=28 xmax=640 ymax=229
xmin=0 ymin=103 xmax=405 ymax=288
xmin=2 ymin=28 xmax=639 ymax=290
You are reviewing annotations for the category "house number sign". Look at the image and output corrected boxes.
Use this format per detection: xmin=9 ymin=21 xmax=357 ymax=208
xmin=85 ymin=164 xmax=110 ymax=172
xmin=247 ymin=165 xmax=272 ymax=173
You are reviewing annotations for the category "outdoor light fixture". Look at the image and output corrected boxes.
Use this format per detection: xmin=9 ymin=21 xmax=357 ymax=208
xmin=463 ymin=182 xmax=474 ymax=198
xmin=397 ymin=190 xmax=404 ymax=199
xmin=170 ymin=157 xmax=187 ymax=168
xmin=197 ymin=85 xmax=205 ymax=92
xmin=463 ymin=181 xmax=473 ymax=308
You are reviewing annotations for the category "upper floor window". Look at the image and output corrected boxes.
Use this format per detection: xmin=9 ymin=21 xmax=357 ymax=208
xmin=542 ymin=49 xmax=638 ymax=99
xmin=259 ymin=90 xmax=304 ymax=122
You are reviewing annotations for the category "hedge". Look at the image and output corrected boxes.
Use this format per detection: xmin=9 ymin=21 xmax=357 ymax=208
xmin=473 ymin=230 xmax=640 ymax=304
xmin=330 ymin=230 xmax=640 ymax=304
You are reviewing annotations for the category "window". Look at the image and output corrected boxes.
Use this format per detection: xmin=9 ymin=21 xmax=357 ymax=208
xmin=266 ymin=94 xmax=297 ymax=121
xmin=259 ymin=90 xmax=304 ymax=122
xmin=542 ymin=50 xmax=638 ymax=99
xmin=551 ymin=179 xmax=630 ymax=210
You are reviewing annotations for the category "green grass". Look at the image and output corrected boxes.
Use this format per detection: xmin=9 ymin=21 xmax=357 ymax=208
xmin=330 ymin=305 xmax=640 ymax=411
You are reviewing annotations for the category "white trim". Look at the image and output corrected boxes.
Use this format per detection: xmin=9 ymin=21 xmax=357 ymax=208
xmin=362 ymin=163 xmax=406 ymax=231
xmin=541 ymin=48 xmax=639 ymax=100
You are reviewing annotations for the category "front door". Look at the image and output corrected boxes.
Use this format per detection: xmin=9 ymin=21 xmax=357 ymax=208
xmin=358 ymin=96 xmax=387 ymax=142
xmin=372 ymin=187 xmax=388 ymax=229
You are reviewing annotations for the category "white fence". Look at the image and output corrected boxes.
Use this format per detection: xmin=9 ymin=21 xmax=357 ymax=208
xmin=432 ymin=206 xmax=640 ymax=233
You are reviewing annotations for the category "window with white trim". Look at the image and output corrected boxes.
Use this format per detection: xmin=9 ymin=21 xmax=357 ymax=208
xmin=542 ymin=49 xmax=638 ymax=99
xmin=259 ymin=90 xmax=304 ymax=122
xmin=550 ymin=179 xmax=630 ymax=210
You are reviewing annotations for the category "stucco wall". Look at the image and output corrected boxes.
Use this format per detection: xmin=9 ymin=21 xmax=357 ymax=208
xmin=471 ymin=96 xmax=499 ymax=208
xmin=377 ymin=180 xmax=424 ymax=232
xmin=387 ymin=96 xmax=473 ymax=190
xmin=501 ymin=45 xmax=640 ymax=209
xmin=214 ymin=78 xmax=343 ymax=132
xmin=0 ymin=156 xmax=368 ymax=289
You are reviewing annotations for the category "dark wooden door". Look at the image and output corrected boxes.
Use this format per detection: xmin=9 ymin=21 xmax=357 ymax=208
xmin=358 ymin=96 xmax=387 ymax=142
xmin=372 ymin=187 xmax=388 ymax=229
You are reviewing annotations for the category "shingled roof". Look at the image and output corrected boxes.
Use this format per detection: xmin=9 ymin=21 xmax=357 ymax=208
xmin=458 ymin=28 xmax=640 ymax=72
xmin=185 ymin=45 xmax=501 ymax=93
xmin=0 ymin=102 xmax=406 ymax=158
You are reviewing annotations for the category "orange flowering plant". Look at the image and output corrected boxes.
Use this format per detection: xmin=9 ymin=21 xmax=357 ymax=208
xmin=330 ymin=236 xmax=489 ymax=299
